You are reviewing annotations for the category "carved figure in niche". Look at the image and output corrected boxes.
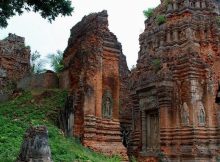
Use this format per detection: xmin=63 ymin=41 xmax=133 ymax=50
xmin=102 ymin=90 xmax=113 ymax=119
xmin=181 ymin=102 xmax=190 ymax=125
xmin=197 ymin=101 xmax=206 ymax=125
xmin=186 ymin=28 xmax=195 ymax=40
xmin=195 ymin=30 xmax=200 ymax=40
xmin=105 ymin=97 xmax=111 ymax=115
xmin=184 ymin=0 xmax=189 ymax=7
xmin=179 ymin=30 xmax=186 ymax=41
xmin=190 ymin=2 xmax=196 ymax=7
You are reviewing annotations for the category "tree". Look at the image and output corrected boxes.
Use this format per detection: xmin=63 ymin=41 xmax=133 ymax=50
xmin=47 ymin=50 xmax=64 ymax=73
xmin=31 ymin=51 xmax=46 ymax=74
xmin=0 ymin=0 xmax=74 ymax=28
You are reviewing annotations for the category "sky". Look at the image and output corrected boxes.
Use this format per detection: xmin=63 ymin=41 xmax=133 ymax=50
xmin=0 ymin=0 xmax=160 ymax=69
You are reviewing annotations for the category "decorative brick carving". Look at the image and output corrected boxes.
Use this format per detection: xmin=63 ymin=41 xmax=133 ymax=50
xmin=129 ymin=0 xmax=220 ymax=161
xmin=60 ymin=10 xmax=128 ymax=160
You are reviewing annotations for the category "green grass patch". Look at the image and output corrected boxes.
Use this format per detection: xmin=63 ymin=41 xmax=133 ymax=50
xmin=0 ymin=89 xmax=121 ymax=162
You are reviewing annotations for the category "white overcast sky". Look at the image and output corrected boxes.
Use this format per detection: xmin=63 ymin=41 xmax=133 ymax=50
xmin=0 ymin=0 xmax=160 ymax=69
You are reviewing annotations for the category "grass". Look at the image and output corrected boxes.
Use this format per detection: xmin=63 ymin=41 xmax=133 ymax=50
xmin=0 ymin=89 xmax=121 ymax=162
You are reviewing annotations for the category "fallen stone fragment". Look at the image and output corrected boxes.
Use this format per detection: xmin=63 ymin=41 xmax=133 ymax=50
xmin=16 ymin=126 xmax=52 ymax=162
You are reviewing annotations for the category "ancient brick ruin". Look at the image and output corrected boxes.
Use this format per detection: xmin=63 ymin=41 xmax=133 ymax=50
xmin=17 ymin=70 xmax=59 ymax=90
xmin=0 ymin=34 xmax=30 ymax=91
xmin=0 ymin=33 xmax=30 ymax=80
xmin=17 ymin=126 xmax=52 ymax=162
xmin=4 ymin=1 xmax=220 ymax=161
xmin=61 ymin=10 xmax=128 ymax=159
xmin=129 ymin=0 xmax=220 ymax=161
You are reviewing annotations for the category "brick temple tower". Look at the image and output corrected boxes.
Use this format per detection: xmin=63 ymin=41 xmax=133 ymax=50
xmin=129 ymin=0 xmax=220 ymax=161
xmin=60 ymin=11 xmax=128 ymax=159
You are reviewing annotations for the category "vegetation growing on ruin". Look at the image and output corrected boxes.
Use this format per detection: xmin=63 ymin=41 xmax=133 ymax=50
xmin=143 ymin=8 xmax=154 ymax=19
xmin=0 ymin=89 xmax=121 ymax=162
xmin=156 ymin=15 xmax=166 ymax=25
xmin=151 ymin=58 xmax=162 ymax=72
xmin=216 ymin=16 xmax=220 ymax=27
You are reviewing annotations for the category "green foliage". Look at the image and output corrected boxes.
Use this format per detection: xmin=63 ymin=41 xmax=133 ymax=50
xmin=130 ymin=156 xmax=137 ymax=162
xmin=0 ymin=0 xmax=74 ymax=28
xmin=216 ymin=16 xmax=220 ymax=27
xmin=151 ymin=59 xmax=162 ymax=72
xmin=31 ymin=51 xmax=46 ymax=74
xmin=143 ymin=8 xmax=154 ymax=19
xmin=164 ymin=0 xmax=172 ymax=6
xmin=47 ymin=50 xmax=64 ymax=73
xmin=2 ymin=81 xmax=16 ymax=94
xmin=156 ymin=15 xmax=166 ymax=25
xmin=26 ymin=45 xmax=31 ymax=49
xmin=0 ymin=89 xmax=121 ymax=162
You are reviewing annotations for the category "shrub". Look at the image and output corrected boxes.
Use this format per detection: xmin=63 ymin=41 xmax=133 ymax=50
xmin=143 ymin=8 xmax=154 ymax=19
xmin=151 ymin=59 xmax=161 ymax=72
xmin=156 ymin=15 xmax=166 ymax=25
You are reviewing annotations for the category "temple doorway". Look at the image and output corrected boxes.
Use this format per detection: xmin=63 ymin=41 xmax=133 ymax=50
xmin=144 ymin=110 xmax=159 ymax=151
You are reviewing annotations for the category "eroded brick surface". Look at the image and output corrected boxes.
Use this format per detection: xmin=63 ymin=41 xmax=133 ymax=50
xmin=61 ymin=10 xmax=128 ymax=160
xmin=0 ymin=34 xmax=30 ymax=92
xmin=129 ymin=0 xmax=220 ymax=161
xmin=0 ymin=34 xmax=30 ymax=80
